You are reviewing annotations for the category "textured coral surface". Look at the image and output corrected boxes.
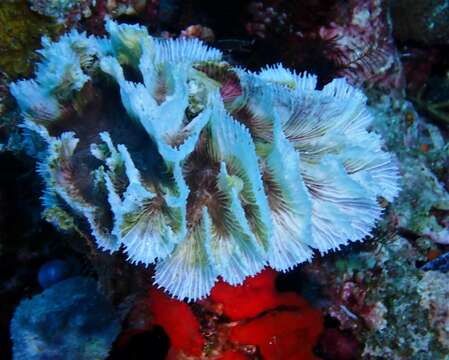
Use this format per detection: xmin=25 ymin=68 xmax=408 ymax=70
xmin=10 ymin=277 xmax=120 ymax=360
xmin=10 ymin=20 xmax=399 ymax=301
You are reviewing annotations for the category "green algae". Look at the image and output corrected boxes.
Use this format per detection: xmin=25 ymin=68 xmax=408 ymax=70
xmin=0 ymin=0 xmax=62 ymax=79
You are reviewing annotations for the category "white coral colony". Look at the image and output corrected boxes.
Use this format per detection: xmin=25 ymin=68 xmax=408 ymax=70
xmin=10 ymin=21 xmax=400 ymax=301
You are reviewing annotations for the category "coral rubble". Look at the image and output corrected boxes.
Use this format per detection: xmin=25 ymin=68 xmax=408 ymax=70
xmin=9 ymin=20 xmax=400 ymax=300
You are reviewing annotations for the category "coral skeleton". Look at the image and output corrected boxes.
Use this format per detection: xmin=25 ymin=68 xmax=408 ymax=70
xmin=10 ymin=20 xmax=400 ymax=301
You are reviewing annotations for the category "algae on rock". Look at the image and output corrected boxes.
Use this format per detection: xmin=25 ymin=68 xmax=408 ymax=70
xmin=0 ymin=0 xmax=62 ymax=80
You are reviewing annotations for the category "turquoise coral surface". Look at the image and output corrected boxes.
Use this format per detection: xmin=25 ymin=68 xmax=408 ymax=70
xmin=10 ymin=20 xmax=400 ymax=300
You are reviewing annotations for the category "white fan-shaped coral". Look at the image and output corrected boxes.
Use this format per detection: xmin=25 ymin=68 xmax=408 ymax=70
xmin=10 ymin=20 xmax=400 ymax=301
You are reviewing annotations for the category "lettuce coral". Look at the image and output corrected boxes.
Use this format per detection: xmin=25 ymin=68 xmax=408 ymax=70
xmin=10 ymin=20 xmax=400 ymax=301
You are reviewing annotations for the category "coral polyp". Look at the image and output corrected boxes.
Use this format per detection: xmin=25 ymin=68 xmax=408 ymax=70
xmin=10 ymin=20 xmax=400 ymax=300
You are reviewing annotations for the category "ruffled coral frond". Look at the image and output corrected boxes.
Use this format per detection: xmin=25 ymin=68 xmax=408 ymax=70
xmin=43 ymin=132 xmax=120 ymax=251
xmin=303 ymin=155 xmax=382 ymax=253
xmin=103 ymin=143 xmax=186 ymax=264
xmin=207 ymin=94 xmax=272 ymax=249
xmin=272 ymin=78 xmax=372 ymax=165
xmin=154 ymin=208 xmax=216 ymax=301
xmin=36 ymin=36 xmax=90 ymax=97
xmin=105 ymin=20 xmax=152 ymax=66
xmin=258 ymin=63 xmax=318 ymax=94
xmin=205 ymin=162 xmax=266 ymax=284
xmin=10 ymin=80 xmax=60 ymax=122
xmin=227 ymin=72 xmax=274 ymax=142
xmin=335 ymin=133 xmax=401 ymax=202
xmin=154 ymin=38 xmax=222 ymax=65
xmin=263 ymin=117 xmax=314 ymax=271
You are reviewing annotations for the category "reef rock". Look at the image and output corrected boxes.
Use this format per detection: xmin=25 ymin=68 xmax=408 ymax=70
xmin=418 ymin=271 xmax=449 ymax=349
xmin=391 ymin=0 xmax=449 ymax=45
xmin=28 ymin=0 xmax=93 ymax=23
xmin=10 ymin=277 xmax=120 ymax=360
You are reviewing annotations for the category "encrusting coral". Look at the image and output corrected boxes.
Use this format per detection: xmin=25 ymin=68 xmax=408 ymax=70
xmin=118 ymin=269 xmax=323 ymax=359
xmin=10 ymin=20 xmax=400 ymax=301
xmin=10 ymin=277 xmax=120 ymax=360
